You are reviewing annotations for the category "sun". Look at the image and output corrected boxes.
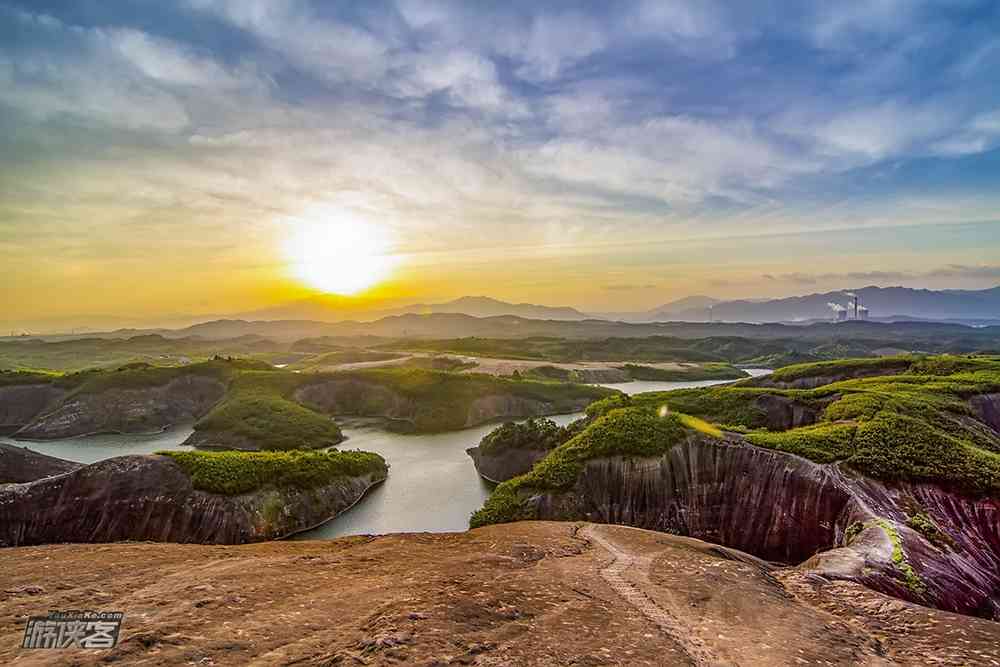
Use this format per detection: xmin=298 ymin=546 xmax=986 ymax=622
xmin=282 ymin=207 xmax=397 ymax=295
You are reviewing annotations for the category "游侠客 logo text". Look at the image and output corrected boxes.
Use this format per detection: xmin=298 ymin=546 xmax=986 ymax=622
xmin=21 ymin=611 xmax=124 ymax=649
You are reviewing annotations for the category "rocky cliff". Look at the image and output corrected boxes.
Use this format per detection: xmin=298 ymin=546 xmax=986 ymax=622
xmin=503 ymin=435 xmax=1000 ymax=619
xmin=0 ymin=442 xmax=80 ymax=483
xmin=14 ymin=375 xmax=225 ymax=439
xmin=0 ymin=384 xmax=66 ymax=435
xmin=466 ymin=445 xmax=550 ymax=484
xmin=0 ymin=454 xmax=385 ymax=546
xmin=296 ymin=379 xmax=592 ymax=432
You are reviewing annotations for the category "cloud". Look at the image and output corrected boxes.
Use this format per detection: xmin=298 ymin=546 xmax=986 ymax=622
xmin=185 ymin=0 xmax=391 ymax=83
xmin=602 ymin=284 xmax=658 ymax=291
xmin=763 ymin=265 xmax=1000 ymax=285
xmin=2 ymin=0 xmax=1000 ymax=322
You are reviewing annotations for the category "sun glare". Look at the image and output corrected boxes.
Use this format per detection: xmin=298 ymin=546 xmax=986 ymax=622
xmin=282 ymin=208 xmax=397 ymax=295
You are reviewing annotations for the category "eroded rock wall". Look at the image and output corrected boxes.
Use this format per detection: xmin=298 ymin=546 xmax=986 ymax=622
xmin=0 ymin=384 xmax=66 ymax=435
xmin=0 ymin=442 xmax=81 ymax=483
xmin=514 ymin=436 xmax=1000 ymax=619
xmin=0 ymin=454 xmax=384 ymax=546
xmin=466 ymin=445 xmax=551 ymax=484
xmin=297 ymin=380 xmax=586 ymax=431
xmin=531 ymin=437 xmax=856 ymax=563
xmin=15 ymin=376 xmax=225 ymax=439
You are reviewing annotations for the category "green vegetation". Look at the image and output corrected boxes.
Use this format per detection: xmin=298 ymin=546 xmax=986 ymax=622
xmin=478 ymin=418 xmax=580 ymax=456
xmin=746 ymin=423 xmax=857 ymax=463
xmin=586 ymin=386 xmax=777 ymax=430
xmin=193 ymin=370 xmax=344 ymax=450
xmin=844 ymin=521 xmax=864 ymax=545
xmin=289 ymin=350 xmax=405 ymax=370
xmin=318 ymin=367 xmax=612 ymax=432
xmin=765 ymin=356 xmax=916 ymax=383
xmin=159 ymin=449 xmax=386 ymax=495
xmin=401 ymin=356 xmax=478 ymax=372
xmin=875 ymin=519 xmax=926 ymax=596
xmin=471 ymin=354 xmax=1000 ymax=540
xmin=385 ymin=336 xmax=759 ymax=363
xmin=0 ymin=334 xmax=293 ymax=373
xmin=547 ymin=354 xmax=1000 ymax=496
xmin=471 ymin=409 xmax=709 ymax=527
xmin=906 ymin=511 xmax=956 ymax=551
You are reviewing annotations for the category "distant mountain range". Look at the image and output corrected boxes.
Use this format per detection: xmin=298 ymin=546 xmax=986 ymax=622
xmin=246 ymin=286 xmax=1000 ymax=325
xmin=239 ymin=295 xmax=588 ymax=322
xmin=651 ymin=286 xmax=1000 ymax=324
xmin=7 ymin=286 xmax=1000 ymax=339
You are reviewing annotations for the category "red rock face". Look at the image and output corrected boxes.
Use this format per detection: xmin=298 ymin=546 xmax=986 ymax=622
xmin=0 ymin=454 xmax=385 ymax=547
xmin=522 ymin=436 xmax=1000 ymax=620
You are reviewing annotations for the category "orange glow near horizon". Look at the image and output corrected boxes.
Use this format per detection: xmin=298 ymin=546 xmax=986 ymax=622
xmin=281 ymin=207 xmax=398 ymax=296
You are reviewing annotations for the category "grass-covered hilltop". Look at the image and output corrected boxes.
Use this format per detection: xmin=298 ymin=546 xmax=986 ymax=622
xmin=476 ymin=354 xmax=1000 ymax=528
xmin=585 ymin=354 xmax=1000 ymax=494
xmin=158 ymin=449 xmax=387 ymax=496
xmin=0 ymin=357 xmax=613 ymax=445
xmin=470 ymin=354 xmax=1000 ymax=618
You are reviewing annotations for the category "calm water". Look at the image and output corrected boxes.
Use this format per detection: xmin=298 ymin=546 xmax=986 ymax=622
xmin=293 ymin=412 xmax=583 ymax=539
xmin=1 ymin=425 xmax=195 ymax=464
xmin=6 ymin=370 xmax=770 ymax=537
xmin=594 ymin=367 xmax=772 ymax=394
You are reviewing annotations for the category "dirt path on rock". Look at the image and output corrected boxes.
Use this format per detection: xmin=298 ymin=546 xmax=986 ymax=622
xmin=581 ymin=524 xmax=722 ymax=666
xmin=2 ymin=522 xmax=999 ymax=665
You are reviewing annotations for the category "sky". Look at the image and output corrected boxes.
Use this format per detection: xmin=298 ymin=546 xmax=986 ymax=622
xmin=2 ymin=0 xmax=1000 ymax=330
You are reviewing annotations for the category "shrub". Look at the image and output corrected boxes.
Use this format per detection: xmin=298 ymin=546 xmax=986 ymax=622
xmin=159 ymin=449 xmax=386 ymax=495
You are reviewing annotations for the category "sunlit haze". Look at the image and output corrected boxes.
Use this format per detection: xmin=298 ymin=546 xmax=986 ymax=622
xmin=2 ymin=1 xmax=999 ymax=331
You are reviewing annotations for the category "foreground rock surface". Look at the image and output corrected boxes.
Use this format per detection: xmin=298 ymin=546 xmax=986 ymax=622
xmin=1 ymin=522 xmax=998 ymax=666
xmin=0 ymin=454 xmax=385 ymax=546
xmin=516 ymin=435 xmax=1000 ymax=620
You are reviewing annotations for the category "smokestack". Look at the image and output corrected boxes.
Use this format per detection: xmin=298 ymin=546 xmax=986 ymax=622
xmin=844 ymin=292 xmax=858 ymax=320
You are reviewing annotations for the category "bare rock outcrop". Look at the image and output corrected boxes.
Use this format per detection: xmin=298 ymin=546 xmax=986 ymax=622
xmin=0 ymin=454 xmax=385 ymax=546
xmin=971 ymin=393 xmax=1000 ymax=434
xmin=15 ymin=376 xmax=225 ymax=439
xmin=0 ymin=442 xmax=81 ymax=483
xmin=515 ymin=436 xmax=1000 ymax=619
xmin=0 ymin=384 xmax=66 ymax=435
xmin=296 ymin=380 xmax=589 ymax=431
xmin=466 ymin=445 xmax=550 ymax=484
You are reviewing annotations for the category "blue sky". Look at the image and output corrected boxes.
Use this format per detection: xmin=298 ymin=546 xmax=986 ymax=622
xmin=2 ymin=1 xmax=1000 ymax=326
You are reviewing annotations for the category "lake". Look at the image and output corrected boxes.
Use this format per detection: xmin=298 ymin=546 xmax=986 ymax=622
xmin=1 ymin=426 xmax=195 ymax=464
xmin=6 ymin=370 xmax=769 ymax=538
xmin=293 ymin=412 xmax=584 ymax=540
xmin=593 ymin=367 xmax=773 ymax=394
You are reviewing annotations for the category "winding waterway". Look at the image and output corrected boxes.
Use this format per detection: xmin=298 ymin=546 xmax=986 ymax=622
xmin=5 ymin=369 xmax=770 ymax=538
xmin=1 ymin=426 xmax=195 ymax=464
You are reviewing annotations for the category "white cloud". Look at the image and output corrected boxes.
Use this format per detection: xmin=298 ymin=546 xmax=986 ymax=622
xmin=110 ymin=29 xmax=258 ymax=90
xmin=185 ymin=0 xmax=391 ymax=82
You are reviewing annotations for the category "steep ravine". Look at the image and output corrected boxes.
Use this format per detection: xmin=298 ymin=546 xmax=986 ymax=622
xmin=0 ymin=454 xmax=386 ymax=546
xmin=508 ymin=436 xmax=1000 ymax=619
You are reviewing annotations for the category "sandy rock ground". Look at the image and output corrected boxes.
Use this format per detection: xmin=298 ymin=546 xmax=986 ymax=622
xmin=2 ymin=522 xmax=999 ymax=666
